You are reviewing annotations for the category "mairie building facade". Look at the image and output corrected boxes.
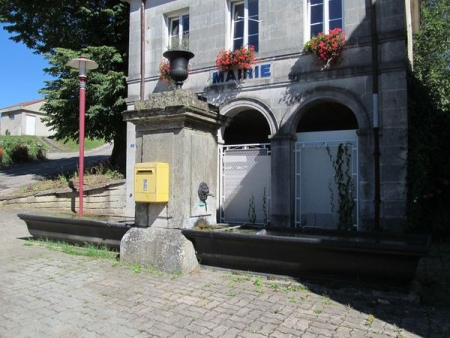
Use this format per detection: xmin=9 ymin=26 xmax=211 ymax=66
xmin=124 ymin=0 xmax=419 ymax=231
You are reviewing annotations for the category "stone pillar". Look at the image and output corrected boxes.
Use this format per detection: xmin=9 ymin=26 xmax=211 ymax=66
xmin=270 ymin=134 xmax=296 ymax=227
xmin=120 ymin=90 xmax=226 ymax=273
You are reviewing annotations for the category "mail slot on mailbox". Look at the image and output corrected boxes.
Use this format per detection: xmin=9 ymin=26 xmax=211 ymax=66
xmin=134 ymin=162 xmax=169 ymax=202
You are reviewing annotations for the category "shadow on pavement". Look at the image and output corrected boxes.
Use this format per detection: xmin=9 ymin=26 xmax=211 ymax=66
xmin=295 ymin=242 xmax=450 ymax=337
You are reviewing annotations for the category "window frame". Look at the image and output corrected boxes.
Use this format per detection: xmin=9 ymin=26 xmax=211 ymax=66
xmin=230 ymin=0 xmax=259 ymax=52
xmin=167 ymin=12 xmax=190 ymax=49
xmin=305 ymin=0 xmax=344 ymax=41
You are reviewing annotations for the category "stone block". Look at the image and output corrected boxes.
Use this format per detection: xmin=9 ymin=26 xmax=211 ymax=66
xmin=120 ymin=227 xmax=198 ymax=274
xmin=381 ymin=162 xmax=407 ymax=183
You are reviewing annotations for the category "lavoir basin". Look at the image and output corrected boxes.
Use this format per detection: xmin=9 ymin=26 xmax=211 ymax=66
xmin=18 ymin=213 xmax=137 ymax=249
xmin=182 ymin=226 xmax=432 ymax=285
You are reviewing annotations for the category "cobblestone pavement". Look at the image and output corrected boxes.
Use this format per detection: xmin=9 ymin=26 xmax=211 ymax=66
xmin=1 ymin=209 xmax=449 ymax=338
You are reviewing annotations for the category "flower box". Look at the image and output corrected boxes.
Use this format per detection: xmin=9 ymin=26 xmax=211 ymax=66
xmin=216 ymin=45 xmax=257 ymax=73
xmin=304 ymin=28 xmax=346 ymax=70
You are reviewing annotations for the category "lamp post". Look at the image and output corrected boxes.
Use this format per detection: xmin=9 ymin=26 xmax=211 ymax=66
xmin=66 ymin=55 xmax=98 ymax=216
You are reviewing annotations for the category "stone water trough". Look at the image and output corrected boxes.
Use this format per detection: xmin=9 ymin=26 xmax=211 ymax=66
xmin=182 ymin=225 xmax=432 ymax=285
xmin=18 ymin=213 xmax=138 ymax=250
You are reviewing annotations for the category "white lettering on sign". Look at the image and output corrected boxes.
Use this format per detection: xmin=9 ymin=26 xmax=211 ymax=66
xmin=143 ymin=178 xmax=148 ymax=192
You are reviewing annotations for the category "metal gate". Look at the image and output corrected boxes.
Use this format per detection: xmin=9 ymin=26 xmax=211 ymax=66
xmin=219 ymin=143 xmax=271 ymax=224
xmin=294 ymin=130 xmax=358 ymax=229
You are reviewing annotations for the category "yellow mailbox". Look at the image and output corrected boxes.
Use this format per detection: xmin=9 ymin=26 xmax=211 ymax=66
xmin=134 ymin=162 xmax=169 ymax=202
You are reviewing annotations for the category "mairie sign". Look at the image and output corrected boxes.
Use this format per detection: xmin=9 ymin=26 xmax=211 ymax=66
xmin=211 ymin=63 xmax=271 ymax=84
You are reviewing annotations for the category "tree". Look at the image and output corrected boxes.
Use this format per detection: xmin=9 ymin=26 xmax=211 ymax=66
xmin=42 ymin=47 xmax=127 ymax=164
xmin=413 ymin=0 xmax=450 ymax=112
xmin=407 ymin=0 xmax=450 ymax=237
xmin=0 ymin=0 xmax=129 ymax=173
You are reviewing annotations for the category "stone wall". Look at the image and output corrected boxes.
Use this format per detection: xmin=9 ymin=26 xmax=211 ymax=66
xmin=0 ymin=180 xmax=127 ymax=216
xmin=124 ymin=0 xmax=410 ymax=231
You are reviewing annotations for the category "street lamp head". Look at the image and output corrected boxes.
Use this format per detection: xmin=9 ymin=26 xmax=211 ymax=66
xmin=66 ymin=55 xmax=98 ymax=77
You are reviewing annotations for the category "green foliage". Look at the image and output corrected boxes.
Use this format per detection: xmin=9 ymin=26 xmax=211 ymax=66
xmin=41 ymin=47 xmax=127 ymax=166
xmin=0 ymin=0 xmax=129 ymax=55
xmin=87 ymin=160 xmax=123 ymax=180
xmin=366 ymin=314 xmax=375 ymax=327
xmin=407 ymin=71 xmax=450 ymax=237
xmin=58 ymin=138 xmax=105 ymax=152
xmin=326 ymin=143 xmax=355 ymax=230
xmin=0 ymin=136 xmax=46 ymax=166
xmin=407 ymin=0 xmax=450 ymax=238
xmin=248 ymin=195 xmax=256 ymax=224
xmin=0 ymin=0 xmax=129 ymax=174
xmin=0 ymin=136 xmax=107 ymax=167
xmin=26 ymin=238 xmax=117 ymax=260
xmin=413 ymin=0 xmax=450 ymax=112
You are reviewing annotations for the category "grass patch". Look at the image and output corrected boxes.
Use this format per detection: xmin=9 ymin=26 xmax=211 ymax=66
xmin=253 ymin=276 xmax=263 ymax=287
xmin=25 ymin=238 xmax=178 ymax=278
xmin=0 ymin=136 xmax=105 ymax=154
xmin=58 ymin=138 xmax=105 ymax=152
xmin=26 ymin=238 xmax=118 ymax=260
xmin=0 ymin=135 xmax=50 ymax=149
xmin=365 ymin=314 xmax=375 ymax=327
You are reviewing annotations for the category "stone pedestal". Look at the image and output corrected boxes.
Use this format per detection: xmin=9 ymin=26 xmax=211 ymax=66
xmin=120 ymin=227 xmax=199 ymax=273
xmin=120 ymin=90 xmax=226 ymax=273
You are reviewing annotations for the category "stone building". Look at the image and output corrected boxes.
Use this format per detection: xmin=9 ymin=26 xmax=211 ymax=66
xmin=124 ymin=0 xmax=419 ymax=231
xmin=0 ymin=99 xmax=53 ymax=137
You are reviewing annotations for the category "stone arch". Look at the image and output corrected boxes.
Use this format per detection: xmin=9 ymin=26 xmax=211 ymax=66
xmin=219 ymin=98 xmax=278 ymax=144
xmin=281 ymin=86 xmax=371 ymax=230
xmin=282 ymin=87 xmax=370 ymax=136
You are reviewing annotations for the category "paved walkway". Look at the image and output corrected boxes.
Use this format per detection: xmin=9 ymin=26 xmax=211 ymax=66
xmin=0 ymin=143 xmax=113 ymax=194
xmin=1 ymin=209 xmax=449 ymax=338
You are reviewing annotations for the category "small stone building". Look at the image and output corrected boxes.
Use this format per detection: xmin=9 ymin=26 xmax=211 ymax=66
xmin=123 ymin=0 xmax=419 ymax=231
xmin=0 ymin=99 xmax=53 ymax=137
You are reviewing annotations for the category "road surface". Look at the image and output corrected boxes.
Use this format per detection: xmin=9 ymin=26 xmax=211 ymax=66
xmin=0 ymin=143 xmax=113 ymax=194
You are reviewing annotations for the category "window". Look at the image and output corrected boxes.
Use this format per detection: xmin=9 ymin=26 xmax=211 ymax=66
xmin=168 ymin=13 xmax=189 ymax=49
xmin=308 ymin=0 xmax=343 ymax=38
xmin=231 ymin=0 xmax=259 ymax=52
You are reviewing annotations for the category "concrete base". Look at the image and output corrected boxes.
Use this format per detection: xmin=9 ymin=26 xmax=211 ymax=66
xmin=120 ymin=227 xmax=198 ymax=274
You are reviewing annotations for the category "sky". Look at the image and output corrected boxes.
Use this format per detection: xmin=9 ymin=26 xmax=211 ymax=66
xmin=0 ymin=24 xmax=54 ymax=109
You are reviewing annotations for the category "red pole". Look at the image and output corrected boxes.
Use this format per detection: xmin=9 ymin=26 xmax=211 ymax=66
xmin=78 ymin=75 xmax=86 ymax=216
xmin=66 ymin=55 xmax=97 ymax=217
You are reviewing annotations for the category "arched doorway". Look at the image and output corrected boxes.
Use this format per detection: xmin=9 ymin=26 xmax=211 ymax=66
xmin=223 ymin=109 xmax=271 ymax=144
xmin=220 ymin=108 xmax=272 ymax=224
xmin=294 ymin=102 xmax=359 ymax=229
xmin=296 ymin=102 xmax=358 ymax=132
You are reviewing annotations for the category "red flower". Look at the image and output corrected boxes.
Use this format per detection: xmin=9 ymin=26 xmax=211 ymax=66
xmin=216 ymin=45 xmax=258 ymax=73
xmin=304 ymin=28 xmax=346 ymax=70
xmin=159 ymin=58 xmax=171 ymax=83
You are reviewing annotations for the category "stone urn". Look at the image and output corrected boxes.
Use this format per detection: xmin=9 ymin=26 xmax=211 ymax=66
xmin=163 ymin=49 xmax=194 ymax=89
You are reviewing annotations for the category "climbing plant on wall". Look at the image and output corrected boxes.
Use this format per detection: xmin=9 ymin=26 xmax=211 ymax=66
xmin=326 ymin=142 xmax=355 ymax=230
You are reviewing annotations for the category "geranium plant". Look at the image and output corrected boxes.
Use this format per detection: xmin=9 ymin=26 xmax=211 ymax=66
xmin=304 ymin=28 xmax=346 ymax=70
xmin=159 ymin=56 xmax=192 ymax=86
xmin=216 ymin=45 xmax=257 ymax=73
xmin=158 ymin=58 xmax=171 ymax=83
